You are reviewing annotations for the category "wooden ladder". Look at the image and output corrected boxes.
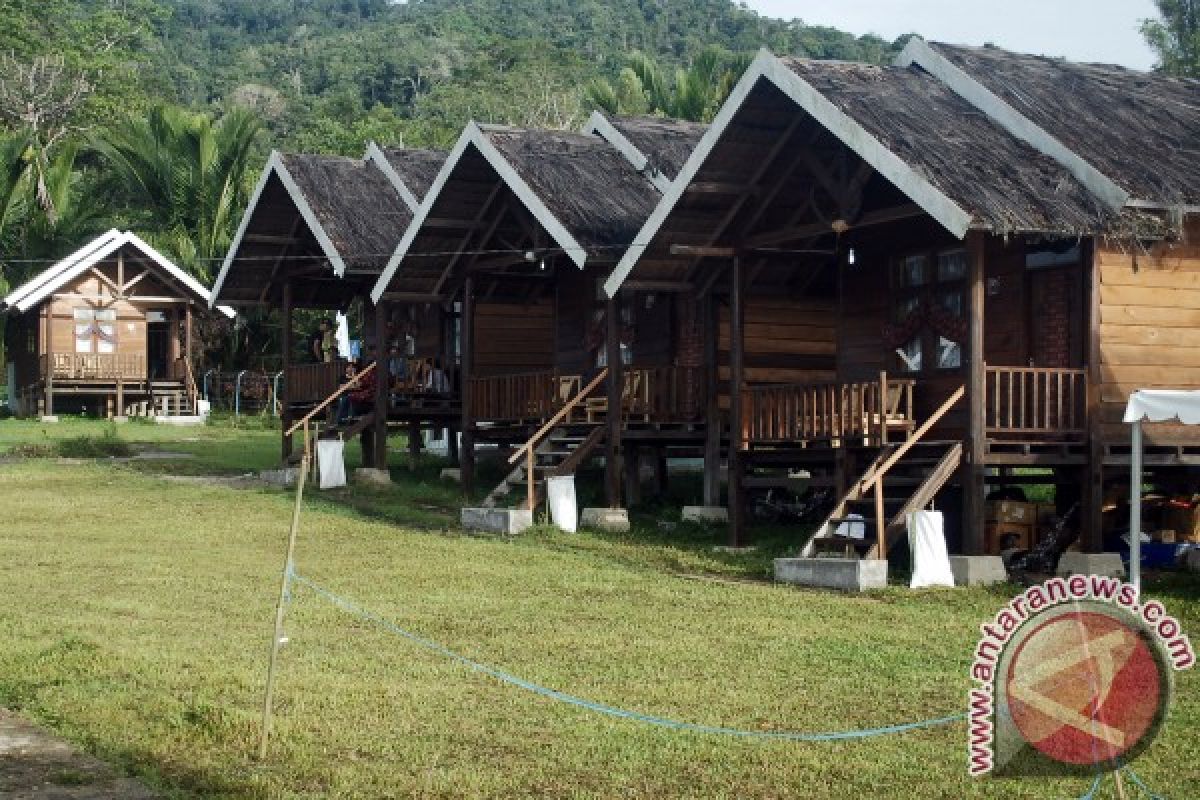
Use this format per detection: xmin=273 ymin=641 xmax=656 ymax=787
xmin=800 ymin=386 xmax=965 ymax=560
xmin=486 ymin=369 xmax=609 ymax=510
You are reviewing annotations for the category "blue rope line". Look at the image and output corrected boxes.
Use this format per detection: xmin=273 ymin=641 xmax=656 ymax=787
xmin=1122 ymin=765 xmax=1167 ymax=799
xmin=1077 ymin=772 xmax=1105 ymax=800
xmin=288 ymin=571 xmax=965 ymax=742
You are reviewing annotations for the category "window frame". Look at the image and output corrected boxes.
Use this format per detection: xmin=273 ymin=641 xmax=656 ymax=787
xmin=889 ymin=248 xmax=968 ymax=375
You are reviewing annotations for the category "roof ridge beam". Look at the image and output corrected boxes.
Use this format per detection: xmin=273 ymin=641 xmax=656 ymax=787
xmin=896 ymin=37 xmax=1129 ymax=211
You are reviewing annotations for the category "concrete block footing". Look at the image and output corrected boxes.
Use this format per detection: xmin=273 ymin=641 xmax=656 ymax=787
xmin=440 ymin=468 xmax=462 ymax=483
xmin=461 ymin=507 xmax=533 ymax=535
xmin=683 ymin=506 xmax=728 ymax=525
xmin=949 ymin=555 xmax=1009 ymax=586
xmin=580 ymin=507 xmax=629 ymax=533
xmin=1055 ymin=552 xmax=1126 ymax=578
xmin=354 ymin=467 xmax=392 ymax=486
xmin=773 ymin=557 xmax=888 ymax=591
xmin=259 ymin=467 xmax=299 ymax=487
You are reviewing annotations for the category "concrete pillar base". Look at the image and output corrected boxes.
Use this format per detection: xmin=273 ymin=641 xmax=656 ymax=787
xmin=580 ymin=507 xmax=630 ymax=533
xmin=774 ymin=557 xmax=888 ymax=591
xmin=39 ymin=415 xmax=59 ymax=423
xmin=354 ymin=467 xmax=392 ymax=486
xmin=440 ymin=468 xmax=462 ymax=483
xmin=949 ymin=555 xmax=1009 ymax=586
xmin=112 ymin=416 xmax=129 ymax=423
xmin=683 ymin=506 xmax=729 ymax=525
xmin=259 ymin=467 xmax=299 ymax=487
xmin=461 ymin=507 xmax=533 ymax=535
xmin=1056 ymin=551 xmax=1126 ymax=578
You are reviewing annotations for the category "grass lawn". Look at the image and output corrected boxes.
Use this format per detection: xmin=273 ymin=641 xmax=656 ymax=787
xmin=0 ymin=418 xmax=1197 ymax=798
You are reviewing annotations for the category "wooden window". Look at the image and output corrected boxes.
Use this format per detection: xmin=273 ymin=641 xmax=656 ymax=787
xmin=889 ymin=248 xmax=966 ymax=374
xmin=73 ymin=308 xmax=117 ymax=354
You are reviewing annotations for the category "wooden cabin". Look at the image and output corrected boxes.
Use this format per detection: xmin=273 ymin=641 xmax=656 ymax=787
xmin=210 ymin=144 xmax=449 ymax=464
xmin=603 ymin=41 xmax=1200 ymax=555
xmin=1 ymin=230 xmax=234 ymax=418
xmin=370 ymin=114 xmax=707 ymax=503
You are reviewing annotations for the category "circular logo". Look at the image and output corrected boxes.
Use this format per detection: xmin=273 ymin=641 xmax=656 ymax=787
xmin=1003 ymin=607 xmax=1170 ymax=767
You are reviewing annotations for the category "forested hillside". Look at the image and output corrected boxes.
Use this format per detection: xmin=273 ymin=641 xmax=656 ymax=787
xmin=4 ymin=0 xmax=900 ymax=152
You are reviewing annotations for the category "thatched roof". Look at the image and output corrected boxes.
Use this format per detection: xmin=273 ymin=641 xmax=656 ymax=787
xmin=375 ymin=146 xmax=446 ymax=204
xmin=212 ymin=149 xmax=423 ymax=309
xmin=780 ymin=57 xmax=1114 ymax=235
xmin=603 ymin=114 xmax=707 ymax=182
xmin=278 ymin=153 xmax=413 ymax=271
xmin=482 ymin=126 xmax=662 ymax=250
xmin=928 ymin=43 xmax=1200 ymax=208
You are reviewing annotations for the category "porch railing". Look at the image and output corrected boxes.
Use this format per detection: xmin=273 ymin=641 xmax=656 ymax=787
xmin=742 ymin=373 xmax=915 ymax=447
xmin=286 ymin=361 xmax=347 ymax=406
xmin=624 ymin=365 xmax=705 ymax=422
xmin=469 ymin=370 xmax=559 ymax=422
xmin=984 ymin=365 xmax=1087 ymax=441
xmin=41 ymin=352 xmax=145 ymax=381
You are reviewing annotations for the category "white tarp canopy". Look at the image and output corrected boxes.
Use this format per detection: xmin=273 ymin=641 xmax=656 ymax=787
xmin=1124 ymin=389 xmax=1200 ymax=425
xmin=1122 ymin=389 xmax=1200 ymax=592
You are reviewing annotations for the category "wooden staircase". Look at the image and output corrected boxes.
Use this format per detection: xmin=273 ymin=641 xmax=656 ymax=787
xmin=800 ymin=386 xmax=966 ymax=560
xmin=482 ymin=423 xmax=606 ymax=509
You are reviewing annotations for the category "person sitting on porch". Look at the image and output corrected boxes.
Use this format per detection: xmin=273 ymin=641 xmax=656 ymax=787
xmin=335 ymin=361 xmax=360 ymax=424
xmin=319 ymin=318 xmax=337 ymax=363
xmin=387 ymin=344 xmax=407 ymax=386
xmin=346 ymin=360 xmax=377 ymax=419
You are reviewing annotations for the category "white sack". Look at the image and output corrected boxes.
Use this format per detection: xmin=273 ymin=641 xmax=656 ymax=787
xmin=546 ymin=474 xmax=578 ymax=533
xmin=317 ymin=439 xmax=347 ymax=489
xmin=908 ymin=510 xmax=955 ymax=588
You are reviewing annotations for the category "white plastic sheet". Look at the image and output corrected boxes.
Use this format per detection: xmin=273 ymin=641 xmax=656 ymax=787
xmin=546 ymin=475 xmax=578 ymax=533
xmin=907 ymin=510 xmax=955 ymax=588
xmin=334 ymin=312 xmax=352 ymax=360
xmin=317 ymin=439 xmax=347 ymax=489
xmin=1124 ymin=389 xmax=1200 ymax=424
xmin=835 ymin=513 xmax=866 ymax=540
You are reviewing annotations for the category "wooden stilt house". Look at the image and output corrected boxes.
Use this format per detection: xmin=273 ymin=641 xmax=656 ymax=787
xmin=370 ymin=114 xmax=707 ymax=504
xmin=210 ymin=145 xmax=447 ymax=463
xmin=604 ymin=41 xmax=1200 ymax=555
xmin=2 ymin=230 xmax=234 ymax=418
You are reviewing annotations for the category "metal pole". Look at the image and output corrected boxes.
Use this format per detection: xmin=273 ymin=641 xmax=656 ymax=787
xmin=259 ymin=450 xmax=309 ymax=761
xmin=1130 ymin=419 xmax=1142 ymax=595
xmin=235 ymin=370 xmax=247 ymax=417
xmin=272 ymin=371 xmax=284 ymax=417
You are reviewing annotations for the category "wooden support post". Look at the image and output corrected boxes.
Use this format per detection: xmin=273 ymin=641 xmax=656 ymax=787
xmin=728 ymin=255 xmax=746 ymax=547
xmin=43 ymin=305 xmax=53 ymax=417
xmin=653 ymin=447 xmax=668 ymax=497
xmin=963 ymin=231 xmax=987 ymax=555
xmin=526 ymin=447 xmax=535 ymax=512
xmin=373 ymin=299 xmax=389 ymax=470
xmin=1082 ymin=239 xmax=1104 ymax=553
xmin=281 ymin=280 xmax=294 ymax=461
xmin=116 ymin=378 xmax=124 ymax=418
xmin=408 ymin=420 xmax=421 ymax=472
xmin=702 ymin=292 xmax=722 ymax=506
xmin=460 ymin=278 xmax=476 ymax=495
xmin=624 ymin=444 xmax=641 ymax=508
xmin=605 ymin=294 xmax=622 ymax=508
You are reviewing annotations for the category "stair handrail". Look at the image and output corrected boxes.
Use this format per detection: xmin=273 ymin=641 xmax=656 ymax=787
xmin=860 ymin=385 xmax=965 ymax=494
xmin=507 ymin=368 xmax=608 ymax=466
xmin=285 ymin=361 xmax=377 ymax=438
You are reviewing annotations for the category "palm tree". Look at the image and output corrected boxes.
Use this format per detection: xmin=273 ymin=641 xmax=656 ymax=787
xmin=92 ymin=104 xmax=262 ymax=280
xmin=586 ymin=46 xmax=753 ymax=123
xmin=0 ymin=132 xmax=33 ymax=272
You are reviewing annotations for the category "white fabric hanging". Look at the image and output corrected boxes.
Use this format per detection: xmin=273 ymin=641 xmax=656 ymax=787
xmin=908 ymin=511 xmax=955 ymax=588
xmin=334 ymin=312 xmax=352 ymax=360
xmin=317 ymin=439 xmax=347 ymax=489
xmin=1124 ymin=389 xmax=1200 ymax=424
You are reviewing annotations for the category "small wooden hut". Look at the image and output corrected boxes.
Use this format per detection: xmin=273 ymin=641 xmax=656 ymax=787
xmin=2 ymin=230 xmax=234 ymax=418
xmin=370 ymin=114 xmax=707 ymax=502
xmin=604 ymin=40 xmax=1200 ymax=554
xmin=211 ymin=145 xmax=447 ymax=463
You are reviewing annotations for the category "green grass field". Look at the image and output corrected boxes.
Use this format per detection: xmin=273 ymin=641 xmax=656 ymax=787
xmin=0 ymin=418 xmax=1197 ymax=798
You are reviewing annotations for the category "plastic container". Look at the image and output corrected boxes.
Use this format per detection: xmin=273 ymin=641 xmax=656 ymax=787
xmin=546 ymin=474 xmax=578 ymax=533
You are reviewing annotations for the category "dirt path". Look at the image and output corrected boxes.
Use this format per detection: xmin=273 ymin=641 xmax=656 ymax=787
xmin=0 ymin=710 xmax=159 ymax=799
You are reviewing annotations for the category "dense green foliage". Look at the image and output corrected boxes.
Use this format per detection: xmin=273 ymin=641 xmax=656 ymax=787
xmin=1142 ymin=0 xmax=1200 ymax=76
